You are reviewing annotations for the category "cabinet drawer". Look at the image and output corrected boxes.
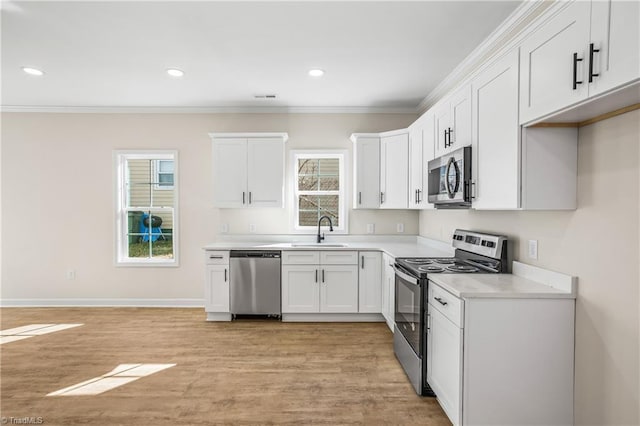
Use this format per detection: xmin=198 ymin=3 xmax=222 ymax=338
xmin=282 ymin=251 xmax=320 ymax=265
xmin=429 ymin=282 xmax=464 ymax=328
xmin=205 ymin=251 xmax=229 ymax=265
xmin=320 ymin=251 xmax=358 ymax=265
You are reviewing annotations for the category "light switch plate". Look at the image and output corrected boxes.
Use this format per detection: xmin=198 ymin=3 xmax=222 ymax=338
xmin=221 ymin=223 xmax=229 ymax=233
xmin=396 ymin=223 xmax=404 ymax=233
xmin=528 ymin=240 xmax=538 ymax=259
xmin=366 ymin=224 xmax=375 ymax=234
xmin=249 ymin=224 xmax=256 ymax=233
xmin=66 ymin=270 xmax=76 ymax=280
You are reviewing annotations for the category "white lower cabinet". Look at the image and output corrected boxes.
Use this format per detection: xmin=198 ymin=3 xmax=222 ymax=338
xmin=320 ymin=265 xmax=359 ymax=313
xmin=426 ymin=280 xmax=575 ymax=426
xmin=281 ymin=251 xmax=358 ymax=314
xmin=281 ymin=265 xmax=319 ymax=312
xmin=358 ymin=251 xmax=382 ymax=313
xmin=381 ymin=253 xmax=395 ymax=331
xmin=428 ymin=305 xmax=463 ymax=425
xmin=204 ymin=251 xmax=230 ymax=320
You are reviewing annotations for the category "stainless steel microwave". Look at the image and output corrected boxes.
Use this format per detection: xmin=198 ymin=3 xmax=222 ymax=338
xmin=427 ymin=146 xmax=472 ymax=208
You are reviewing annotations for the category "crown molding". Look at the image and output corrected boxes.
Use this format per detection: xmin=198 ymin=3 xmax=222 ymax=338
xmin=417 ymin=0 xmax=557 ymax=113
xmin=0 ymin=105 xmax=419 ymax=114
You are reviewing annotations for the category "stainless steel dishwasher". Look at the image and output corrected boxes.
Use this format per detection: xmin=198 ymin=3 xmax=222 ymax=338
xmin=229 ymin=250 xmax=281 ymax=318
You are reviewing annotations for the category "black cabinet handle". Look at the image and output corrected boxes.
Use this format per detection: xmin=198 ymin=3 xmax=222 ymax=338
xmin=588 ymin=43 xmax=600 ymax=83
xmin=417 ymin=189 xmax=422 ymax=203
xmin=361 ymin=256 xmax=365 ymax=269
xmin=380 ymin=192 xmax=384 ymax=204
xmin=249 ymin=192 xmax=252 ymax=204
xmin=315 ymin=269 xmax=318 ymax=283
xmin=322 ymin=269 xmax=325 ymax=283
xmin=573 ymin=52 xmax=583 ymax=90
xmin=224 ymin=268 xmax=227 ymax=282
xmin=434 ymin=297 xmax=448 ymax=306
xmin=444 ymin=129 xmax=449 ymax=147
xmin=242 ymin=192 xmax=245 ymax=204
xmin=358 ymin=191 xmax=362 ymax=205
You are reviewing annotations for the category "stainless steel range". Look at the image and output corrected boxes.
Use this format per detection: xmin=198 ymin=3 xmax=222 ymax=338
xmin=393 ymin=229 xmax=508 ymax=396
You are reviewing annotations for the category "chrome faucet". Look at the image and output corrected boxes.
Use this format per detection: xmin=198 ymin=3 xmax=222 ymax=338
xmin=317 ymin=215 xmax=334 ymax=243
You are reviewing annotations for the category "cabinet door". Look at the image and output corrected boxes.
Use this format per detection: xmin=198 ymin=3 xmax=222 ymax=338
xmin=519 ymin=1 xmax=591 ymax=124
xmin=358 ymin=252 xmax=382 ymax=313
xmin=434 ymin=101 xmax=451 ymax=157
xmin=205 ymin=265 xmax=229 ymax=312
xmin=421 ymin=112 xmax=435 ymax=210
xmin=382 ymin=254 xmax=395 ymax=331
xmin=449 ymin=84 xmax=472 ymax=152
xmin=247 ymin=138 xmax=284 ymax=208
xmin=353 ymin=137 xmax=381 ymax=209
xmin=213 ymin=139 xmax=248 ymax=208
xmin=281 ymin=265 xmax=320 ymax=313
xmin=320 ymin=265 xmax=358 ymax=313
xmin=472 ymin=49 xmax=521 ymax=210
xmin=429 ymin=306 xmax=463 ymax=426
xmin=408 ymin=121 xmax=424 ymax=209
xmin=589 ymin=0 xmax=640 ymax=96
xmin=380 ymin=133 xmax=409 ymax=209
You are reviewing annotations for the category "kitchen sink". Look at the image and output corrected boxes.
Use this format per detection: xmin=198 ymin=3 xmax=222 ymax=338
xmin=290 ymin=244 xmax=349 ymax=248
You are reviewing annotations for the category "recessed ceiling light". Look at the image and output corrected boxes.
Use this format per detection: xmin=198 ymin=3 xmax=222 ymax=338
xmin=308 ymin=69 xmax=325 ymax=77
xmin=166 ymin=68 xmax=184 ymax=77
xmin=22 ymin=67 xmax=44 ymax=76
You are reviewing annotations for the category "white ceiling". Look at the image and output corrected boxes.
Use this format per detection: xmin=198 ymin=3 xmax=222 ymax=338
xmin=1 ymin=1 xmax=522 ymax=110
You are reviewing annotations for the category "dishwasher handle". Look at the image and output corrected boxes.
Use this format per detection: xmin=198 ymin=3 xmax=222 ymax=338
xmin=230 ymin=251 xmax=281 ymax=258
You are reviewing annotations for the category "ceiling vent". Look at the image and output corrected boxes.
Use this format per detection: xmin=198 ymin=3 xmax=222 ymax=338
xmin=254 ymin=94 xmax=277 ymax=99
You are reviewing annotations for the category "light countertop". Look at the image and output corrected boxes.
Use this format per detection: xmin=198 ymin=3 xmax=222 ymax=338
xmin=429 ymin=272 xmax=576 ymax=299
xmin=203 ymin=240 xmax=453 ymax=259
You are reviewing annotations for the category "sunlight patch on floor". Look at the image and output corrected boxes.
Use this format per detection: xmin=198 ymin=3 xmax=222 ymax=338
xmin=0 ymin=323 xmax=83 ymax=344
xmin=47 ymin=363 xmax=177 ymax=396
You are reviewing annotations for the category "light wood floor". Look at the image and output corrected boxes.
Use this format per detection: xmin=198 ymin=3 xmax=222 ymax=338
xmin=1 ymin=308 xmax=450 ymax=425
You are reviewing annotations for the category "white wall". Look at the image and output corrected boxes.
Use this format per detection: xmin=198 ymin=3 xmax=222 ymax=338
xmin=420 ymin=110 xmax=640 ymax=426
xmin=0 ymin=112 xmax=417 ymax=303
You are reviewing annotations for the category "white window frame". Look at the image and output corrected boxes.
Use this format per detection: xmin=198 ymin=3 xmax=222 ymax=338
xmin=154 ymin=159 xmax=175 ymax=190
xmin=114 ymin=150 xmax=179 ymax=267
xmin=290 ymin=150 xmax=348 ymax=234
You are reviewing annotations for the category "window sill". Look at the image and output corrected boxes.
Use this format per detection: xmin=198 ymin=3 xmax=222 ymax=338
xmin=116 ymin=260 xmax=179 ymax=268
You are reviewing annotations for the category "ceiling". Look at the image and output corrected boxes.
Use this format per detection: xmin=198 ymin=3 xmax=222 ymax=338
xmin=1 ymin=1 xmax=522 ymax=110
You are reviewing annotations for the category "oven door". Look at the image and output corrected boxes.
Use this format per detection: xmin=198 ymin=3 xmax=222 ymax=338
xmin=394 ymin=264 xmax=423 ymax=357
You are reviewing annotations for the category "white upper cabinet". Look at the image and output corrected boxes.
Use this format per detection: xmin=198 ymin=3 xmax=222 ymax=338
xmin=589 ymin=0 xmax=640 ymax=96
xmin=351 ymin=135 xmax=381 ymax=209
xmin=472 ymin=49 xmax=521 ymax=209
xmin=380 ymin=131 xmax=409 ymax=209
xmin=472 ymin=49 xmax=578 ymax=210
xmin=520 ymin=0 xmax=639 ymax=124
xmin=408 ymin=112 xmax=435 ymax=210
xmin=434 ymin=84 xmax=472 ymax=158
xmin=408 ymin=120 xmax=423 ymax=209
xmin=210 ymin=133 xmax=287 ymax=208
xmin=212 ymin=138 xmax=248 ymax=208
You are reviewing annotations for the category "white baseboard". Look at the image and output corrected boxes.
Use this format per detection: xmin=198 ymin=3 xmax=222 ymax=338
xmin=0 ymin=298 xmax=204 ymax=308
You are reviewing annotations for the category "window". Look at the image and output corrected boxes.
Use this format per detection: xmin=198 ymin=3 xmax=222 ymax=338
xmin=292 ymin=151 xmax=346 ymax=232
xmin=115 ymin=151 xmax=178 ymax=265
xmin=154 ymin=160 xmax=174 ymax=190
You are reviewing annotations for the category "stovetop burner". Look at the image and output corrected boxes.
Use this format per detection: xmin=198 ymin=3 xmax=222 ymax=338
xmin=446 ymin=264 xmax=480 ymax=273
xmin=418 ymin=265 xmax=445 ymax=273
xmin=403 ymin=258 xmax=434 ymax=264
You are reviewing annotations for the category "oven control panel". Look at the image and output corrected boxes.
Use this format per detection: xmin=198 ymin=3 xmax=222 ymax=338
xmin=452 ymin=229 xmax=506 ymax=259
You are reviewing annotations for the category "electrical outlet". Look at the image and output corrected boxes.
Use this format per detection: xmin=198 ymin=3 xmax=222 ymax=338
xmin=66 ymin=270 xmax=76 ymax=280
xmin=528 ymin=240 xmax=538 ymax=259
xmin=396 ymin=223 xmax=404 ymax=233
xmin=249 ymin=224 xmax=256 ymax=233
xmin=221 ymin=223 xmax=229 ymax=233
xmin=366 ymin=223 xmax=375 ymax=234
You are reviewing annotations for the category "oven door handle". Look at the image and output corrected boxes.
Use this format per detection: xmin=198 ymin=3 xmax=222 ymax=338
xmin=393 ymin=265 xmax=419 ymax=286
